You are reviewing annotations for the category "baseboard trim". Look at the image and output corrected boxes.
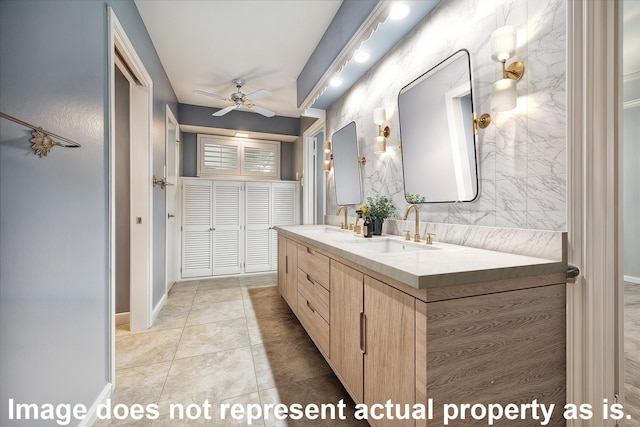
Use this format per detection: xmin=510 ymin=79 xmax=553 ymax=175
xmin=151 ymin=293 xmax=167 ymax=324
xmin=624 ymin=275 xmax=640 ymax=285
xmin=115 ymin=312 xmax=130 ymax=326
xmin=79 ymin=382 xmax=112 ymax=427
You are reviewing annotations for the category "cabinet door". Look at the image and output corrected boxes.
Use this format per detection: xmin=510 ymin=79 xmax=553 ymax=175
xmin=212 ymin=181 xmax=242 ymax=275
xmin=271 ymin=182 xmax=300 ymax=270
xmin=245 ymin=182 xmax=272 ymax=273
xmin=277 ymin=235 xmax=287 ymax=297
xmin=330 ymin=261 xmax=364 ymax=402
xmin=364 ymin=275 xmax=415 ymax=427
xmin=181 ymin=180 xmax=213 ymax=278
xmin=285 ymin=239 xmax=298 ymax=312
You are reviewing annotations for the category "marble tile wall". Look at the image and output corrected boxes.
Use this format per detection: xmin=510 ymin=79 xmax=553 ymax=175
xmin=325 ymin=0 xmax=567 ymax=231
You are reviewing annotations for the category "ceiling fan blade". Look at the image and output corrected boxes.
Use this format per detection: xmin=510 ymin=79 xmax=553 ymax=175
xmin=245 ymin=89 xmax=271 ymax=101
xmin=212 ymin=105 xmax=237 ymax=117
xmin=250 ymin=105 xmax=275 ymax=117
xmin=193 ymin=89 xmax=228 ymax=101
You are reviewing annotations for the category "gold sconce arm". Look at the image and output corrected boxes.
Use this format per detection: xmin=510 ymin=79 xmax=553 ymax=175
xmin=473 ymin=112 xmax=492 ymax=135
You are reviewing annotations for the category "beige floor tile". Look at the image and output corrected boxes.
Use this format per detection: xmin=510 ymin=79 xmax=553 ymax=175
xmin=116 ymin=328 xmax=182 ymax=369
xmin=164 ymin=290 xmax=196 ymax=309
xmin=238 ymin=273 xmax=277 ymax=288
xmin=251 ymin=335 xmax=332 ymax=390
xmin=243 ymin=292 xmax=292 ymax=320
xmin=93 ymin=362 xmax=172 ymax=427
xmin=246 ymin=312 xmax=307 ymax=345
xmin=157 ymin=347 xmax=258 ymax=413
xmin=175 ymin=318 xmax=250 ymax=359
xmin=193 ymin=286 xmax=243 ymax=306
xmin=169 ymin=281 xmax=199 ymax=293
xmin=186 ymin=300 xmax=246 ymax=326
xmin=148 ymin=305 xmax=190 ymax=332
xmin=198 ymin=276 xmax=240 ymax=289
xmin=259 ymin=374 xmax=367 ymax=427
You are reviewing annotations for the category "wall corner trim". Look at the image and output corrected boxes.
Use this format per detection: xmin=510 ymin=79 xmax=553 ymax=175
xmin=79 ymin=383 xmax=113 ymax=427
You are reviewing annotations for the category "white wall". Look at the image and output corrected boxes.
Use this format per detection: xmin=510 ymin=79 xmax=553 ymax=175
xmin=326 ymin=0 xmax=567 ymax=231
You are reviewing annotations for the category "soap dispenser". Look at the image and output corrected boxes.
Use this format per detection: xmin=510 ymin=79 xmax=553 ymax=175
xmin=363 ymin=215 xmax=372 ymax=238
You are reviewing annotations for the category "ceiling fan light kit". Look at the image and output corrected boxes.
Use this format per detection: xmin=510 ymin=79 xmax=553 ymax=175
xmin=194 ymin=78 xmax=275 ymax=117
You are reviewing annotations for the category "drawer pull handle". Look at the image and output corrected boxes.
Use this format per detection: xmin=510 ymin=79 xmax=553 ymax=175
xmin=306 ymin=274 xmax=314 ymax=284
xmin=306 ymin=300 xmax=316 ymax=313
xmin=306 ymin=247 xmax=314 ymax=255
xmin=360 ymin=311 xmax=366 ymax=354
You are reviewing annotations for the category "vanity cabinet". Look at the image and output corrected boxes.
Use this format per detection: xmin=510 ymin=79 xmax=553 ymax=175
xmin=277 ymin=228 xmax=566 ymax=427
xmin=330 ymin=261 xmax=415 ymax=427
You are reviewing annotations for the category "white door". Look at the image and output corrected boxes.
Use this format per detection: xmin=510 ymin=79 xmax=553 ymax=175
xmin=181 ymin=180 xmax=213 ymax=278
xmin=165 ymin=107 xmax=179 ymax=291
xmin=245 ymin=182 xmax=272 ymax=273
xmin=271 ymin=182 xmax=300 ymax=269
xmin=212 ymin=181 xmax=243 ymax=275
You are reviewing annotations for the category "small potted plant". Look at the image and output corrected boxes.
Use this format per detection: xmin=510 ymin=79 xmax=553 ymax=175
xmin=365 ymin=195 xmax=396 ymax=235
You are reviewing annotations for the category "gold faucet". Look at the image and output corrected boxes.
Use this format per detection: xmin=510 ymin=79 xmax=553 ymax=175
xmin=354 ymin=215 xmax=362 ymax=234
xmin=403 ymin=204 xmax=421 ymax=242
xmin=336 ymin=205 xmax=348 ymax=229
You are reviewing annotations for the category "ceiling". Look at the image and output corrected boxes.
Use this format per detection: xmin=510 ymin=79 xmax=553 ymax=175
xmin=134 ymin=0 xmax=343 ymax=118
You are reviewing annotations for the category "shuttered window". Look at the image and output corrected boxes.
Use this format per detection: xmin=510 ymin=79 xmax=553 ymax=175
xmin=198 ymin=134 xmax=280 ymax=179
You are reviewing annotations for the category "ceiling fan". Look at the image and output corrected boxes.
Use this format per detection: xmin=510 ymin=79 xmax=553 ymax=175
xmin=193 ymin=78 xmax=275 ymax=117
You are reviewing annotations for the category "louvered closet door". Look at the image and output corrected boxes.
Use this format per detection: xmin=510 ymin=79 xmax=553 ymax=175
xmin=212 ymin=181 xmax=243 ymax=275
xmin=181 ymin=180 xmax=213 ymax=278
xmin=244 ymin=182 xmax=272 ymax=273
xmin=271 ymin=182 xmax=300 ymax=270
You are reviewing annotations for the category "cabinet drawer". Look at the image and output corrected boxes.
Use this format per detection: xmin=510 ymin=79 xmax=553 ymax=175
xmin=297 ymin=291 xmax=330 ymax=357
xmin=297 ymin=245 xmax=330 ymax=289
xmin=297 ymin=268 xmax=330 ymax=323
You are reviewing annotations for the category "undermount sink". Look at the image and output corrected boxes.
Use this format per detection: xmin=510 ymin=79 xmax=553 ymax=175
xmin=346 ymin=238 xmax=439 ymax=253
xmin=300 ymin=226 xmax=347 ymax=235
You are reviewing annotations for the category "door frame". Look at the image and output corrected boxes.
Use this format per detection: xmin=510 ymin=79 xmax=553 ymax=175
xmin=303 ymin=117 xmax=326 ymax=224
xmin=108 ymin=5 xmax=154 ymax=383
xmin=165 ymin=105 xmax=179 ymax=293
xmin=567 ymin=1 xmax=622 ymax=424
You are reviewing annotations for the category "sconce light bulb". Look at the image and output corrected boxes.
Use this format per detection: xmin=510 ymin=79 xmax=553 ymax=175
xmin=323 ymin=141 xmax=332 ymax=153
xmin=330 ymin=76 xmax=343 ymax=87
xmin=373 ymin=107 xmax=386 ymax=125
xmin=490 ymin=26 xmax=516 ymax=63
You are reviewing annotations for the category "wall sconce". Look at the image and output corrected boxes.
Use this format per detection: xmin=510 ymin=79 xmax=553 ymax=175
xmin=323 ymin=141 xmax=333 ymax=172
xmin=490 ymin=26 xmax=525 ymax=112
xmin=373 ymin=108 xmax=390 ymax=153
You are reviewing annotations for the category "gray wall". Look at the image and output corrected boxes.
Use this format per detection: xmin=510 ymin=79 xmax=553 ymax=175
xmin=115 ymin=66 xmax=131 ymax=314
xmin=0 ymin=1 xmax=177 ymax=424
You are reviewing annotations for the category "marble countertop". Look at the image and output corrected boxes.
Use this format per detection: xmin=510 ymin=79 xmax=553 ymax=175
xmin=276 ymin=225 xmax=567 ymax=289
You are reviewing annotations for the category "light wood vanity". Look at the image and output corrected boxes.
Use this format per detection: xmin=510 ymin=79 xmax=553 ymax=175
xmin=277 ymin=226 xmax=567 ymax=427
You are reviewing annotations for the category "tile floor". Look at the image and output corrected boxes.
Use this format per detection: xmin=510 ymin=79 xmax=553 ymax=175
xmin=99 ymin=273 xmax=367 ymax=426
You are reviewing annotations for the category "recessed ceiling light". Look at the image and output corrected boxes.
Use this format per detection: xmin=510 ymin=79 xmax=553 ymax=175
xmin=389 ymin=2 xmax=410 ymax=20
xmin=354 ymin=50 xmax=370 ymax=63
xmin=330 ymin=76 xmax=343 ymax=87
xmin=235 ymin=132 xmax=249 ymax=138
